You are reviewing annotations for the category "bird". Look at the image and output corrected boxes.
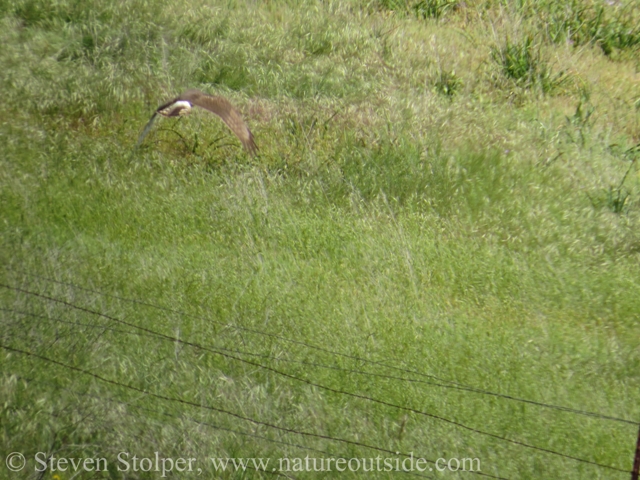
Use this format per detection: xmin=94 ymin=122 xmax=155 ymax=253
xmin=136 ymin=89 xmax=257 ymax=155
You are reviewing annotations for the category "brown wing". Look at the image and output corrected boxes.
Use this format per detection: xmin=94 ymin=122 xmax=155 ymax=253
xmin=181 ymin=90 xmax=257 ymax=155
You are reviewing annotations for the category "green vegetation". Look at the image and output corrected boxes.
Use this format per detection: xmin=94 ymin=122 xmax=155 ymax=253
xmin=1 ymin=0 xmax=639 ymax=479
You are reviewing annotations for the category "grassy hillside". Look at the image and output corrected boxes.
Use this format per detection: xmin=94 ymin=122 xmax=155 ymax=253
xmin=1 ymin=0 xmax=639 ymax=478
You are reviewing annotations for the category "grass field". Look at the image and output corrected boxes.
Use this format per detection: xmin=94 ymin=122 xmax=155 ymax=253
xmin=1 ymin=0 xmax=640 ymax=478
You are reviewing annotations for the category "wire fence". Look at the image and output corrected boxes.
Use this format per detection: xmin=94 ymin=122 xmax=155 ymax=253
xmin=1 ymin=269 xmax=638 ymax=479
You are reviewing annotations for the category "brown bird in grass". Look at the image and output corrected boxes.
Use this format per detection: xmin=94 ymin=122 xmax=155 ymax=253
xmin=136 ymin=89 xmax=257 ymax=155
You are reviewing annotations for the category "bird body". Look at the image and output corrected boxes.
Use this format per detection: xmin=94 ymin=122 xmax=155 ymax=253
xmin=137 ymin=89 xmax=257 ymax=155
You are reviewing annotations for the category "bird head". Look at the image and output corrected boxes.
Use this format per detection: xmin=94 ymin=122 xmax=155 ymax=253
xmin=158 ymin=100 xmax=192 ymax=117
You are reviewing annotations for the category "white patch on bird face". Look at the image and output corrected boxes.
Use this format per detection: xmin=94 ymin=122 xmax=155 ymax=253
xmin=173 ymin=101 xmax=192 ymax=113
xmin=159 ymin=100 xmax=192 ymax=117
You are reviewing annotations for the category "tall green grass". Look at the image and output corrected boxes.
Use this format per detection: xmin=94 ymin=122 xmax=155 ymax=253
xmin=1 ymin=0 xmax=639 ymax=479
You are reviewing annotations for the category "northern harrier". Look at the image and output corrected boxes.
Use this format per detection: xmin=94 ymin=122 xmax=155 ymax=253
xmin=136 ymin=89 xmax=257 ymax=155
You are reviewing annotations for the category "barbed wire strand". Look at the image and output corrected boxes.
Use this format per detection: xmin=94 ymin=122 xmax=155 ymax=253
xmin=2 ymin=271 xmax=636 ymax=427
xmin=5 ymin=305 xmax=638 ymax=434
xmin=0 ymin=284 xmax=631 ymax=475
xmin=1 ymin=344 xmax=507 ymax=480
xmin=8 ymin=374 xmax=442 ymax=480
